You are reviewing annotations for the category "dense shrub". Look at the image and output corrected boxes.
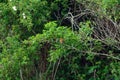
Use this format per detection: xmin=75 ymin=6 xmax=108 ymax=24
xmin=0 ymin=0 xmax=120 ymax=80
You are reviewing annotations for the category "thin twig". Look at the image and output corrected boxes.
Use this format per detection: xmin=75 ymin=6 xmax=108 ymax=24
xmin=20 ymin=68 xmax=23 ymax=80
xmin=53 ymin=57 xmax=61 ymax=80
xmin=64 ymin=44 xmax=120 ymax=61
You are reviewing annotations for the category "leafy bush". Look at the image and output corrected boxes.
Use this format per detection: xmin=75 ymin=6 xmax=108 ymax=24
xmin=0 ymin=0 xmax=120 ymax=80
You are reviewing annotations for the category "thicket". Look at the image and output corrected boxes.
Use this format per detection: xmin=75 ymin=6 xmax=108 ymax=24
xmin=0 ymin=0 xmax=120 ymax=80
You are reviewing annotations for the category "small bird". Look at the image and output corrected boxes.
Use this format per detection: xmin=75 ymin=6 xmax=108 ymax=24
xmin=59 ymin=38 xmax=64 ymax=44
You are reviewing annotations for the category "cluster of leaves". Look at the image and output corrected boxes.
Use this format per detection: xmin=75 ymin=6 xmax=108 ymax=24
xmin=77 ymin=0 xmax=120 ymax=21
xmin=0 ymin=0 xmax=68 ymax=40
xmin=0 ymin=0 xmax=120 ymax=80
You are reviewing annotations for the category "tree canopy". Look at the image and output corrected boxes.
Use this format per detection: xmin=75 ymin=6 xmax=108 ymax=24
xmin=0 ymin=0 xmax=120 ymax=80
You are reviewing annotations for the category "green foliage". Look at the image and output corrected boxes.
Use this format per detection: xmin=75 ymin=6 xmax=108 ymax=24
xmin=0 ymin=35 xmax=37 ymax=80
xmin=0 ymin=0 xmax=120 ymax=80
xmin=77 ymin=0 xmax=120 ymax=21
xmin=102 ymin=0 xmax=120 ymax=19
